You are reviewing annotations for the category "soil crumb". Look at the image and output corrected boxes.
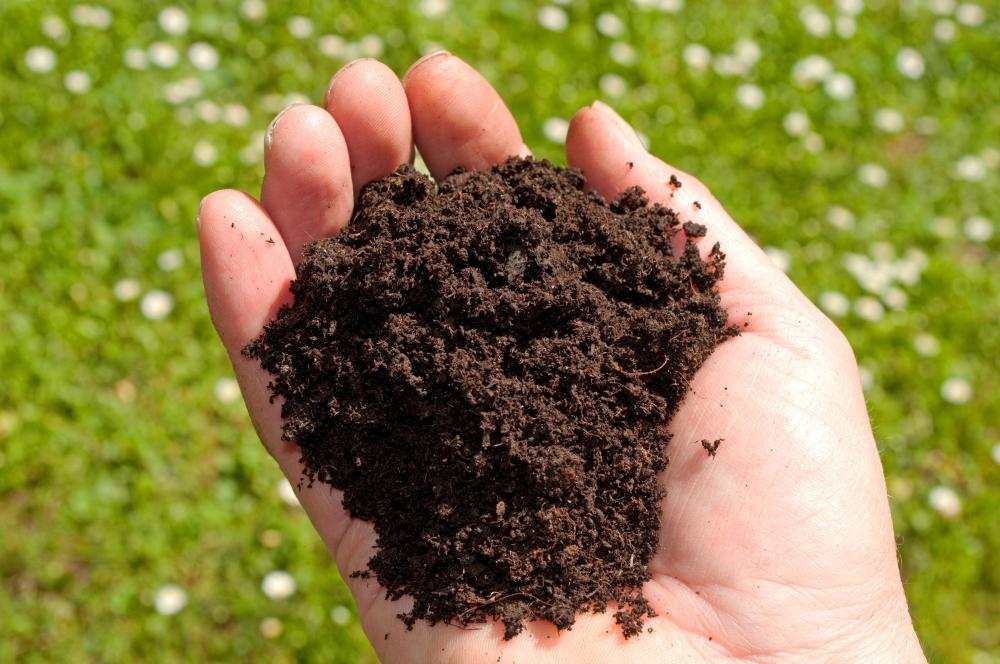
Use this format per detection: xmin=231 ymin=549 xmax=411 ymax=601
xmin=245 ymin=156 xmax=737 ymax=639
xmin=701 ymin=438 xmax=724 ymax=457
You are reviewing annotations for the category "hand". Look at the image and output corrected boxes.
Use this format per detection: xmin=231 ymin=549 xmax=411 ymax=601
xmin=198 ymin=52 xmax=926 ymax=663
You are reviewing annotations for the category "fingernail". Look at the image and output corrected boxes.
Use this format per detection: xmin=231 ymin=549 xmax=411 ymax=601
xmin=196 ymin=194 xmax=209 ymax=229
xmin=592 ymin=100 xmax=644 ymax=149
xmin=265 ymin=104 xmax=305 ymax=153
xmin=402 ymin=49 xmax=451 ymax=84
xmin=325 ymin=57 xmax=373 ymax=106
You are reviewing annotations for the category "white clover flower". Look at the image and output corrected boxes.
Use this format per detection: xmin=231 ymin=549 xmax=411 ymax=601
xmin=735 ymin=84 xmax=765 ymax=110
xmin=783 ymin=111 xmax=810 ymax=137
xmin=359 ymin=34 xmax=384 ymax=57
xmin=318 ymin=35 xmax=346 ymax=58
xmin=141 ymin=290 xmax=174 ymax=320
xmin=913 ymin=333 xmax=939 ymax=357
xmin=800 ymin=5 xmax=832 ymax=37
xmin=542 ymin=117 xmax=569 ymax=144
xmin=835 ymin=16 xmax=856 ymax=38
xmin=149 ymin=42 xmax=180 ymax=68
xmin=854 ymin=296 xmax=885 ymax=322
xmin=188 ymin=42 xmax=219 ymax=71
xmin=537 ymin=6 xmax=568 ymax=31
xmin=241 ymin=0 xmax=267 ymax=21
xmin=192 ymin=140 xmax=218 ymax=167
xmin=928 ymin=0 xmax=956 ymax=14
xmin=419 ymin=0 xmax=450 ymax=18
xmin=963 ymin=216 xmax=994 ymax=243
xmin=330 ymin=605 xmax=352 ymax=625
xmin=941 ymin=377 xmax=973 ymax=404
xmin=819 ymin=291 xmax=849 ymax=317
xmin=992 ymin=443 xmax=1000 ymax=466
xmin=222 ymin=104 xmax=250 ymax=127
xmin=154 ymin=584 xmax=188 ymax=615
xmin=934 ymin=19 xmax=957 ymax=42
xmin=792 ymin=54 xmax=832 ymax=86
xmin=124 ymin=48 xmax=148 ymax=70
xmin=260 ymin=617 xmax=283 ymax=638
xmin=64 ymin=70 xmax=92 ymax=94
xmin=874 ymin=108 xmax=904 ymax=133
xmin=25 ymin=46 xmax=57 ymax=74
xmin=610 ymin=42 xmax=637 ymax=66
xmin=214 ymin=377 xmax=241 ymax=404
xmin=41 ymin=15 xmax=68 ymax=40
xmin=824 ymin=72 xmax=855 ymax=100
xmin=599 ymin=73 xmax=627 ymax=98
xmin=596 ymin=12 xmax=625 ymax=37
xmin=858 ymin=163 xmax=889 ymax=188
xmin=733 ymin=38 xmax=761 ymax=67
xmin=896 ymin=47 xmax=925 ymax=79
xmin=836 ymin=0 xmax=864 ymax=16
xmin=113 ymin=278 xmax=141 ymax=302
xmin=158 ymin=7 xmax=189 ymax=35
xmin=262 ymin=571 xmax=296 ymax=600
xmin=683 ymin=43 xmax=711 ymax=70
xmin=827 ymin=205 xmax=855 ymax=229
xmin=928 ymin=486 xmax=961 ymax=518
xmin=956 ymin=3 xmax=985 ymax=26
xmin=288 ymin=16 xmax=314 ymax=39
xmin=954 ymin=155 xmax=986 ymax=182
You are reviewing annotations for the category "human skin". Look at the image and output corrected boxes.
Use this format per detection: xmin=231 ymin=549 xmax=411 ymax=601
xmin=198 ymin=52 xmax=927 ymax=663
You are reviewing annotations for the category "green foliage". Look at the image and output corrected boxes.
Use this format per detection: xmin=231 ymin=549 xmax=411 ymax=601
xmin=0 ymin=1 xmax=997 ymax=661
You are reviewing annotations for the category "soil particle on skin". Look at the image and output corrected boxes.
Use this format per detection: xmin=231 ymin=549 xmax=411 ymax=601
xmin=701 ymin=439 xmax=724 ymax=457
xmin=245 ymin=156 xmax=737 ymax=640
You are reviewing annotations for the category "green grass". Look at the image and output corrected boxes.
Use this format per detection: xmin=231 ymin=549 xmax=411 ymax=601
xmin=1 ymin=0 xmax=997 ymax=661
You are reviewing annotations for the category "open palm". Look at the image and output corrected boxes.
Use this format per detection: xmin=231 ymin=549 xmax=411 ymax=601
xmin=199 ymin=53 xmax=925 ymax=663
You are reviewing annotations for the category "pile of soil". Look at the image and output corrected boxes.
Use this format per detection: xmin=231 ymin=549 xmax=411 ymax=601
xmin=245 ymin=157 xmax=736 ymax=639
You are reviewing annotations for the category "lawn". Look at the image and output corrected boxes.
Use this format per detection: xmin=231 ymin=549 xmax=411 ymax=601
xmin=1 ymin=0 xmax=997 ymax=661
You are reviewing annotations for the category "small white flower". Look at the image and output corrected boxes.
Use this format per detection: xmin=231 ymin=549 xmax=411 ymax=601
xmin=819 ymin=291 xmax=849 ymax=317
xmin=783 ymin=111 xmax=810 ymax=137
xmin=277 ymin=478 xmax=300 ymax=507
xmin=319 ymin=35 xmax=346 ymax=58
xmin=803 ymin=133 xmax=825 ymax=153
xmin=359 ymin=34 xmax=384 ymax=57
xmin=596 ymin=12 xmax=625 ymax=37
xmin=874 ymin=108 xmax=904 ymax=133
xmin=154 ymin=584 xmax=188 ymax=615
xmin=928 ymin=0 xmax=956 ymax=14
xmin=928 ymin=486 xmax=961 ymax=518
xmin=41 ymin=15 xmax=68 ymax=40
xmin=241 ymin=0 xmax=267 ymax=21
xmin=155 ymin=249 xmax=183 ymax=273
xmin=141 ymin=290 xmax=174 ymax=320
xmin=599 ymin=73 xmax=627 ymax=98
xmin=683 ymin=43 xmax=711 ymax=70
xmin=827 ymin=205 xmax=855 ymax=230
xmin=992 ymin=443 xmax=1000 ymax=466
xmin=124 ymin=48 xmax=148 ymax=70
xmin=330 ymin=605 xmax=352 ymax=625
xmin=858 ymin=366 xmax=874 ymax=391
xmin=149 ymin=42 xmax=180 ymax=68
xmin=934 ymin=19 xmax=957 ymax=42
xmin=800 ymin=5 xmax=832 ymax=37
xmin=954 ymin=155 xmax=986 ymax=182
xmin=713 ymin=55 xmax=745 ymax=77
xmin=287 ymin=16 xmax=314 ymax=39
xmin=854 ymin=296 xmax=884 ymax=322
xmin=188 ymin=42 xmax=219 ymax=71
xmin=64 ymin=70 xmax=92 ymax=94
xmin=882 ymin=286 xmax=908 ymax=310
xmin=941 ymin=377 xmax=973 ymax=404
xmin=25 ymin=46 xmax=57 ymax=74
xmin=195 ymin=100 xmax=221 ymax=123
xmin=913 ymin=333 xmax=939 ymax=357
xmin=537 ymin=6 xmax=568 ymax=31
xmin=896 ymin=47 xmax=925 ymax=79
xmin=542 ymin=117 xmax=569 ymax=144
xmin=733 ymin=38 xmax=761 ymax=67
xmin=792 ymin=54 xmax=832 ymax=86
xmin=192 ymin=140 xmax=217 ymax=167
xmin=836 ymin=0 xmax=864 ymax=16
xmin=763 ymin=247 xmax=790 ymax=272
xmin=609 ymin=42 xmax=637 ymax=66
xmin=262 ymin=571 xmax=296 ymax=600
xmin=656 ymin=0 xmax=683 ymax=12
xmin=824 ymin=72 xmax=855 ymax=100
xmin=113 ymin=278 xmax=141 ymax=302
xmin=222 ymin=103 xmax=250 ymax=127
xmin=71 ymin=5 xmax=112 ymax=29
xmin=835 ymin=15 xmax=856 ymax=38
xmin=214 ymin=377 xmax=241 ymax=404
xmin=158 ymin=6 xmax=189 ymax=35
xmin=163 ymin=78 xmax=203 ymax=105
xmin=963 ymin=216 xmax=994 ymax=243
xmin=735 ymin=83 xmax=765 ymax=110
xmin=956 ymin=3 xmax=985 ymax=26
xmin=858 ymin=163 xmax=889 ymax=188
xmin=260 ymin=617 xmax=283 ymax=638
xmin=419 ymin=0 xmax=450 ymax=18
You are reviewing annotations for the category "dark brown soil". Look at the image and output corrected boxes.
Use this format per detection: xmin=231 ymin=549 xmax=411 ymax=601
xmin=245 ymin=157 xmax=736 ymax=639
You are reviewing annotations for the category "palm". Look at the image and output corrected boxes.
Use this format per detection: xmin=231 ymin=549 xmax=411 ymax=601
xmin=200 ymin=54 xmax=922 ymax=663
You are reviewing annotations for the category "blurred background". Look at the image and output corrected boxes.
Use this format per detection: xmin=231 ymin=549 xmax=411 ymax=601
xmin=1 ymin=0 xmax=997 ymax=661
